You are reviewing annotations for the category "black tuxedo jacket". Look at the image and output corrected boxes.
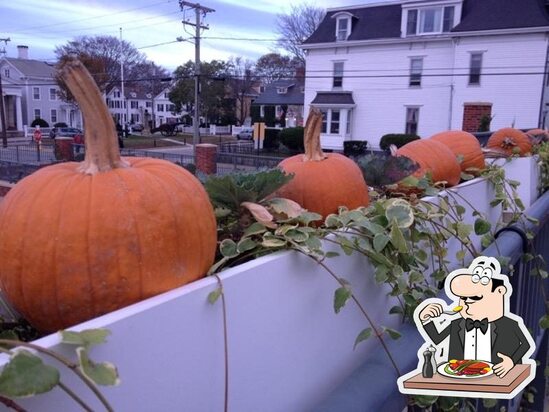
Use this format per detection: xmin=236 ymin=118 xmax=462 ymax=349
xmin=422 ymin=316 xmax=530 ymax=364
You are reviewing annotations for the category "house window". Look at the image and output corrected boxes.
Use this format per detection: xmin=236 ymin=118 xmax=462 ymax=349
xmin=260 ymin=105 xmax=265 ymax=118
xmin=419 ymin=8 xmax=442 ymax=34
xmin=168 ymin=104 xmax=176 ymax=112
xmin=333 ymin=62 xmax=344 ymax=88
xmin=405 ymin=107 xmax=419 ymax=135
xmin=442 ymin=6 xmax=455 ymax=32
xmin=130 ymin=101 xmax=138 ymax=109
xmin=3 ymin=69 xmax=9 ymax=78
xmin=34 ymin=109 xmax=41 ymax=120
xmin=146 ymin=101 xmax=152 ymax=108
xmin=409 ymin=58 xmax=423 ymax=87
xmin=51 ymin=109 xmax=57 ymax=124
xmin=259 ymin=86 xmax=266 ymax=93
xmin=330 ymin=110 xmax=340 ymax=134
xmin=407 ymin=10 xmax=418 ymax=35
xmin=277 ymin=87 xmax=288 ymax=94
xmin=321 ymin=110 xmax=328 ymax=133
xmin=113 ymin=90 xmax=120 ymax=98
xmin=164 ymin=92 xmax=169 ymax=98
xmin=33 ymin=87 xmax=40 ymax=100
xmin=336 ymin=17 xmax=350 ymax=41
xmin=49 ymin=88 xmax=57 ymax=101
xmin=130 ymin=92 xmax=137 ymax=98
xmin=469 ymin=53 xmax=483 ymax=85
xmin=157 ymin=104 xmax=164 ymax=112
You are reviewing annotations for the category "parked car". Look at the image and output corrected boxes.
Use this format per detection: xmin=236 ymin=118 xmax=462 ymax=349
xmin=131 ymin=123 xmax=144 ymax=132
xmin=49 ymin=127 xmax=83 ymax=139
xmin=237 ymin=128 xmax=253 ymax=140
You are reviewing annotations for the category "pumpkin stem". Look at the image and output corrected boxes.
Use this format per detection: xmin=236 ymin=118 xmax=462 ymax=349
xmin=303 ymin=108 xmax=327 ymax=162
xmin=59 ymin=59 xmax=129 ymax=174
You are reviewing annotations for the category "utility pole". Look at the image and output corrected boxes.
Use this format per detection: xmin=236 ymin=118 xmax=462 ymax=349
xmin=179 ymin=1 xmax=214 ymax=147
xmin=0 ymin=37 xmax=10 ymax=148
xmin=119 ymin=28 xmax=128 ymax=134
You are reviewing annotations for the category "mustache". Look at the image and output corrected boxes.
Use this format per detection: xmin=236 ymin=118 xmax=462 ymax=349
xmin=460 ymin=295 xmax=483 ymax=301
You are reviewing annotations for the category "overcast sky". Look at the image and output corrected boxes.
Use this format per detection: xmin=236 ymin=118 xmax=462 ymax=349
xmin=0 ymin=0 xmax=384 ymax=71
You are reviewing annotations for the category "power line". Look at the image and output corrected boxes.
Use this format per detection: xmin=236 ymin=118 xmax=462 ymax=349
xmin=5 ymin=0 xmax=178 ymax=34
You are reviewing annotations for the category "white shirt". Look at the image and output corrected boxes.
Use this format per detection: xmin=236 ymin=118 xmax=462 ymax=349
xmin=463 ymin=323 xmax=492 ymax=361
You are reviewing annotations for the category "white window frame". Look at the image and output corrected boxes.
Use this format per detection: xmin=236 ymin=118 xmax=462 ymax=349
xmin=409 ymin=57 xmax=423 ymax=87
xmin=3 ymin=69 xmax=9 ymax=78
xmin=33 ymin=87 xmax=40 ymax=100
xmin=49 ymin=88 xmax=57 ymax=101
xmin=34 ymin=109 xmax=41 ymax=120
xmin=336 ymin=17 xmax=351 ymax=41
xmin=130 ymin=100 xmax=139 ymax=109
xmin=260 ymin=105 xmax=265 ymax=118
xmin=276 ymin=87 xmax=288 ymax=94
xmin=113 ymin=90 xmax=120 ymax=98
xmin=157 ymin=104 xmax=164 ymax=112
xmin=50 ymin=109 xmax=57 ymax=124
xmin=319 ymin=108 xmax=350 ymax=135
xmin=333 ymin=61 xmax=344 ymax=89
xmin=406 ymin=6 xmax=455 ymax=36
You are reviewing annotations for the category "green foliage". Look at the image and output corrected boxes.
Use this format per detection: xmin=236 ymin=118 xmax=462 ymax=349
xmin=30 ymin=118 xmax=49 ymax=128
xmin=355 ymin=154 xmax=419 ymax=188
xmin=343 ymin=141 xmax=368 ymax=157
xmin=534 ymin=141 xmax=549 ymax=195
xmin=77 ymin=348 xmax=120 ymax=386
xmin=264 ymin=127 xmax=281 ymax=149
xmin=478 ymin=114 xmax=493 ymax=132
xmin=379 ymin=133 xmax=420 ymax=151
xmin=0 ymin=350 xmax=59 ymax=397
xmin=279 ymin=127 xmax=304 ymax=151
xmin=60 ymin=328 xmax=110 ymax=348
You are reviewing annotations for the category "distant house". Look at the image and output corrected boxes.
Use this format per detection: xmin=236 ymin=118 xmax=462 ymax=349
xmin=0 ymin=46 xmax=82 ymax=134
xmin=302 ymin=0 xmax=549 ymax=149
xmin=105 ymin=86 xmax=184 ymax=128
xmin=252 ymin=79 xmax=305 ymax=127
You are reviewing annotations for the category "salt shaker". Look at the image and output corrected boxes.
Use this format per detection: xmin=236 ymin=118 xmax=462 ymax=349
xmin=428 ymin=345 xmax=438 ymax=374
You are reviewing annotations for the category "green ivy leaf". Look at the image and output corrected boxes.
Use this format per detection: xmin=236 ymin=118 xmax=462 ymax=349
xmin=261 ymin=234 xmax=286 ymax=248
xmin=385 ymin=199 xmax=414 ymax=228
xmin=474 ymin=218 xmax=491 ymax=235
xmin=374 ymin=266 xmax=389 ymax=283
xmin=77 ymin=348 xmax=120 ymax=386
xmin=482 ymin=398 xmax=498 ymax=408
xmin=455 ymin=204 xmax=466 ymax=216
xmin=268 ymin=197 xmax=304 ymax=219
xmin=416 ymin=249 xmax=428 ymax=263
xmin=373 ymin=233 xmax=390 ymax=252
xmin=237 ymin=238 xmax=257 ymax=253
xmin=0 ymin=350 xmax=59 ymax=397
xmin=461 ymin=172 xmax=475 ymax=181
xmin=389 ymin=305 xmax=404 ymax=315
xmin=390 ymin=221 xmax=408 ymax=253
xmin=455 ymin=250 xmax=466 ymax=262
xmin=207 ymin=287 xmax=222 ymax=304
xmin=324 ymin=214 xmax=341 ymax=228
xmin=285 ymin=229 xmax=309 ymax=243
xmin=325 ymin=251 xmax=340 ymax=258
xmin=220 ymin=239 xmax=239 ymax=258
xmin=334 ymin=286 xmax=352 ymax=314
xmin=357 ymin=220 xmax=386 ymax=235
xmin=383 ymin=327 xmax=401 ymax=340
xmin=539 ymin=314 xmax=549 ymax=329
xmin=60 ymin=329 xmax=110 ymax=347
xmin=298 ymin=211 xmax=323 ymax=226
xmin=409 ymin=270 xmax=424 ymax=284
xmin=243 ymin=222 xmax=267 ymax=237
xmin=304 ymin=235 xmax=322 ymax=251
xmin=411 ymin=395 xmax=438 ymax=408
xmin=353 ymin=328 xmax=372 ymax=349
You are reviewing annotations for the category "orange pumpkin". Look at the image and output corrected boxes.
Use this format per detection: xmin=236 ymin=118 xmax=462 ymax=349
xmin=275 ymin=108 xmax=369 ymax=218
xmin=486 ymin=128 xmax=532 ymax=156
xmin=430 ymin=130 xmax=485 ymax=172
xmin=0 ymin=60 xmax=217 ymax=332
xmin=526 ymin=128 xmax=548 ymax=144
xmin=396 ymin=139 xmax=461 ymax=186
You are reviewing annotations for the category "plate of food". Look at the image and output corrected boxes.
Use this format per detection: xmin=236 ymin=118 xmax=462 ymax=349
xmin=438 ymin=359 xmax=493 ymax=378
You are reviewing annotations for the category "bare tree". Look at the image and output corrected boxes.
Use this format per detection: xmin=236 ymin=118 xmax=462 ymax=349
xmin=226 ymin=57 xmax=257 ymax=125
xmin=255 ymin=53 xmax=300 ymax=84
xmin=275 ymin=3 xmax=326 ymax=65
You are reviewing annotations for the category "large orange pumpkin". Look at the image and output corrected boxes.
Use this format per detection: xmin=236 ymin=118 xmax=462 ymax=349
xmin=430 ymin=130 xmax=485 ymax=172
xmin=396 ymin=139 xmax=461 ymax=186
xmin=0 ymin=60 xmax=217 ymax=332
xmin=275 ymin=108 xmax=369 ymax=218
xmin=486 ymin=128 xmax=532 ymax=156
xmin=526 ymin=128 xmax=548 ymax=144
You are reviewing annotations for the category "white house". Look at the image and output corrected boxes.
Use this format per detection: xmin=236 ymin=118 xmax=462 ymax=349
xmin=302 ymin=0 xmax=549 ymax=150
xmin=105 ymin=86 xmax=182 ymax=128
xmin=0 ymin=46 xmax=82 ymax=134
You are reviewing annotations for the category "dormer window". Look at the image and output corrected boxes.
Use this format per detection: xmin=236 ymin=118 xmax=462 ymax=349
xmin=277 ymin=87 xmax=288 ymax=94
xmin=146 ymin=93 xmax=152 ymax=99
xmin=406 ymin=6 xmax=455 ymax=35
xmin=130 ymin=92 xmax=137 ymax=98
xmin=332 ymin=12 xmax=354 ymax=41
xmin=113 ymin=90 xmax=121 ymax=98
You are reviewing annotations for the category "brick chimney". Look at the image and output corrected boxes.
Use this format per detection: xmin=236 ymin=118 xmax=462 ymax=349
xmin=17 ymin=45 xmax=29 ymax=60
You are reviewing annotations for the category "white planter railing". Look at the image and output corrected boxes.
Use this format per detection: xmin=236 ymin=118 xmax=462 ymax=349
xmin=0 ymin=158 xmax=540 ymax=412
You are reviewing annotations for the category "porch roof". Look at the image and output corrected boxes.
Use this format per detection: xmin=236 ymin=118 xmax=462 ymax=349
xmin=311 ymin=92 xmax=355 ymax=106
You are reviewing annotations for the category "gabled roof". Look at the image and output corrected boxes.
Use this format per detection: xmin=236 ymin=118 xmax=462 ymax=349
xmin=106 ymin=87 xmax=151 ymax=100
xmin=3 ymin=58 xmax=56 ymax=78
xmin=303 ymin=0 xmax=549 ymax=45
xmin=252 ymin=80 xmax=304 ymax=106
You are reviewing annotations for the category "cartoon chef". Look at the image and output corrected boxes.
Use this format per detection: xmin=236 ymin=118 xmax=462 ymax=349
xmin=416 ymin=256 xmax=534 ymax=379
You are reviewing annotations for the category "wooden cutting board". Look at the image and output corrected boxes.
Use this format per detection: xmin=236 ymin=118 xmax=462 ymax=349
xmin=403 ymin=364 xmax=531 ymax=394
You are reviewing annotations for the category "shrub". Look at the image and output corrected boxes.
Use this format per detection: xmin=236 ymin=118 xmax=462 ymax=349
xmin=54 ymin=122 xmax=68 ymax=128
xmin=344 ymin=140 xmax=368 ymax=157
xmin=279 ymin=127 xmax=304 ymax=151
xmin=379 ymin=134 xmax=420 ymax=151
xmin=263 ymin=128 xmax=281 ymax=150
xmin=31 ymin=118 xmax=49 ymax=128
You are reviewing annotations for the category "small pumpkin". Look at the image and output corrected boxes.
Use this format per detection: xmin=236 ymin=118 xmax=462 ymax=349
xmin=486 ymin=127 xmax=532 ymax=156
xmin=0 ymin=60 xmax=217 ymax=332
xmin=275 ymin=108 xmax=369 ymax=218
xmin=430 ymin=130 xmax=485 ymax=173
xmin=396 ymin=139 xmax=461 ymax=186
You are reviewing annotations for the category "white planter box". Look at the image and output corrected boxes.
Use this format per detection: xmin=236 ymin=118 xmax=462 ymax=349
xmin=0 ymin=158 xmax=540 ymax=412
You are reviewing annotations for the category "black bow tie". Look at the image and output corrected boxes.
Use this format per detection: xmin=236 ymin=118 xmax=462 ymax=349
xmin=465 ymin=318 xmax=489 ymax=334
